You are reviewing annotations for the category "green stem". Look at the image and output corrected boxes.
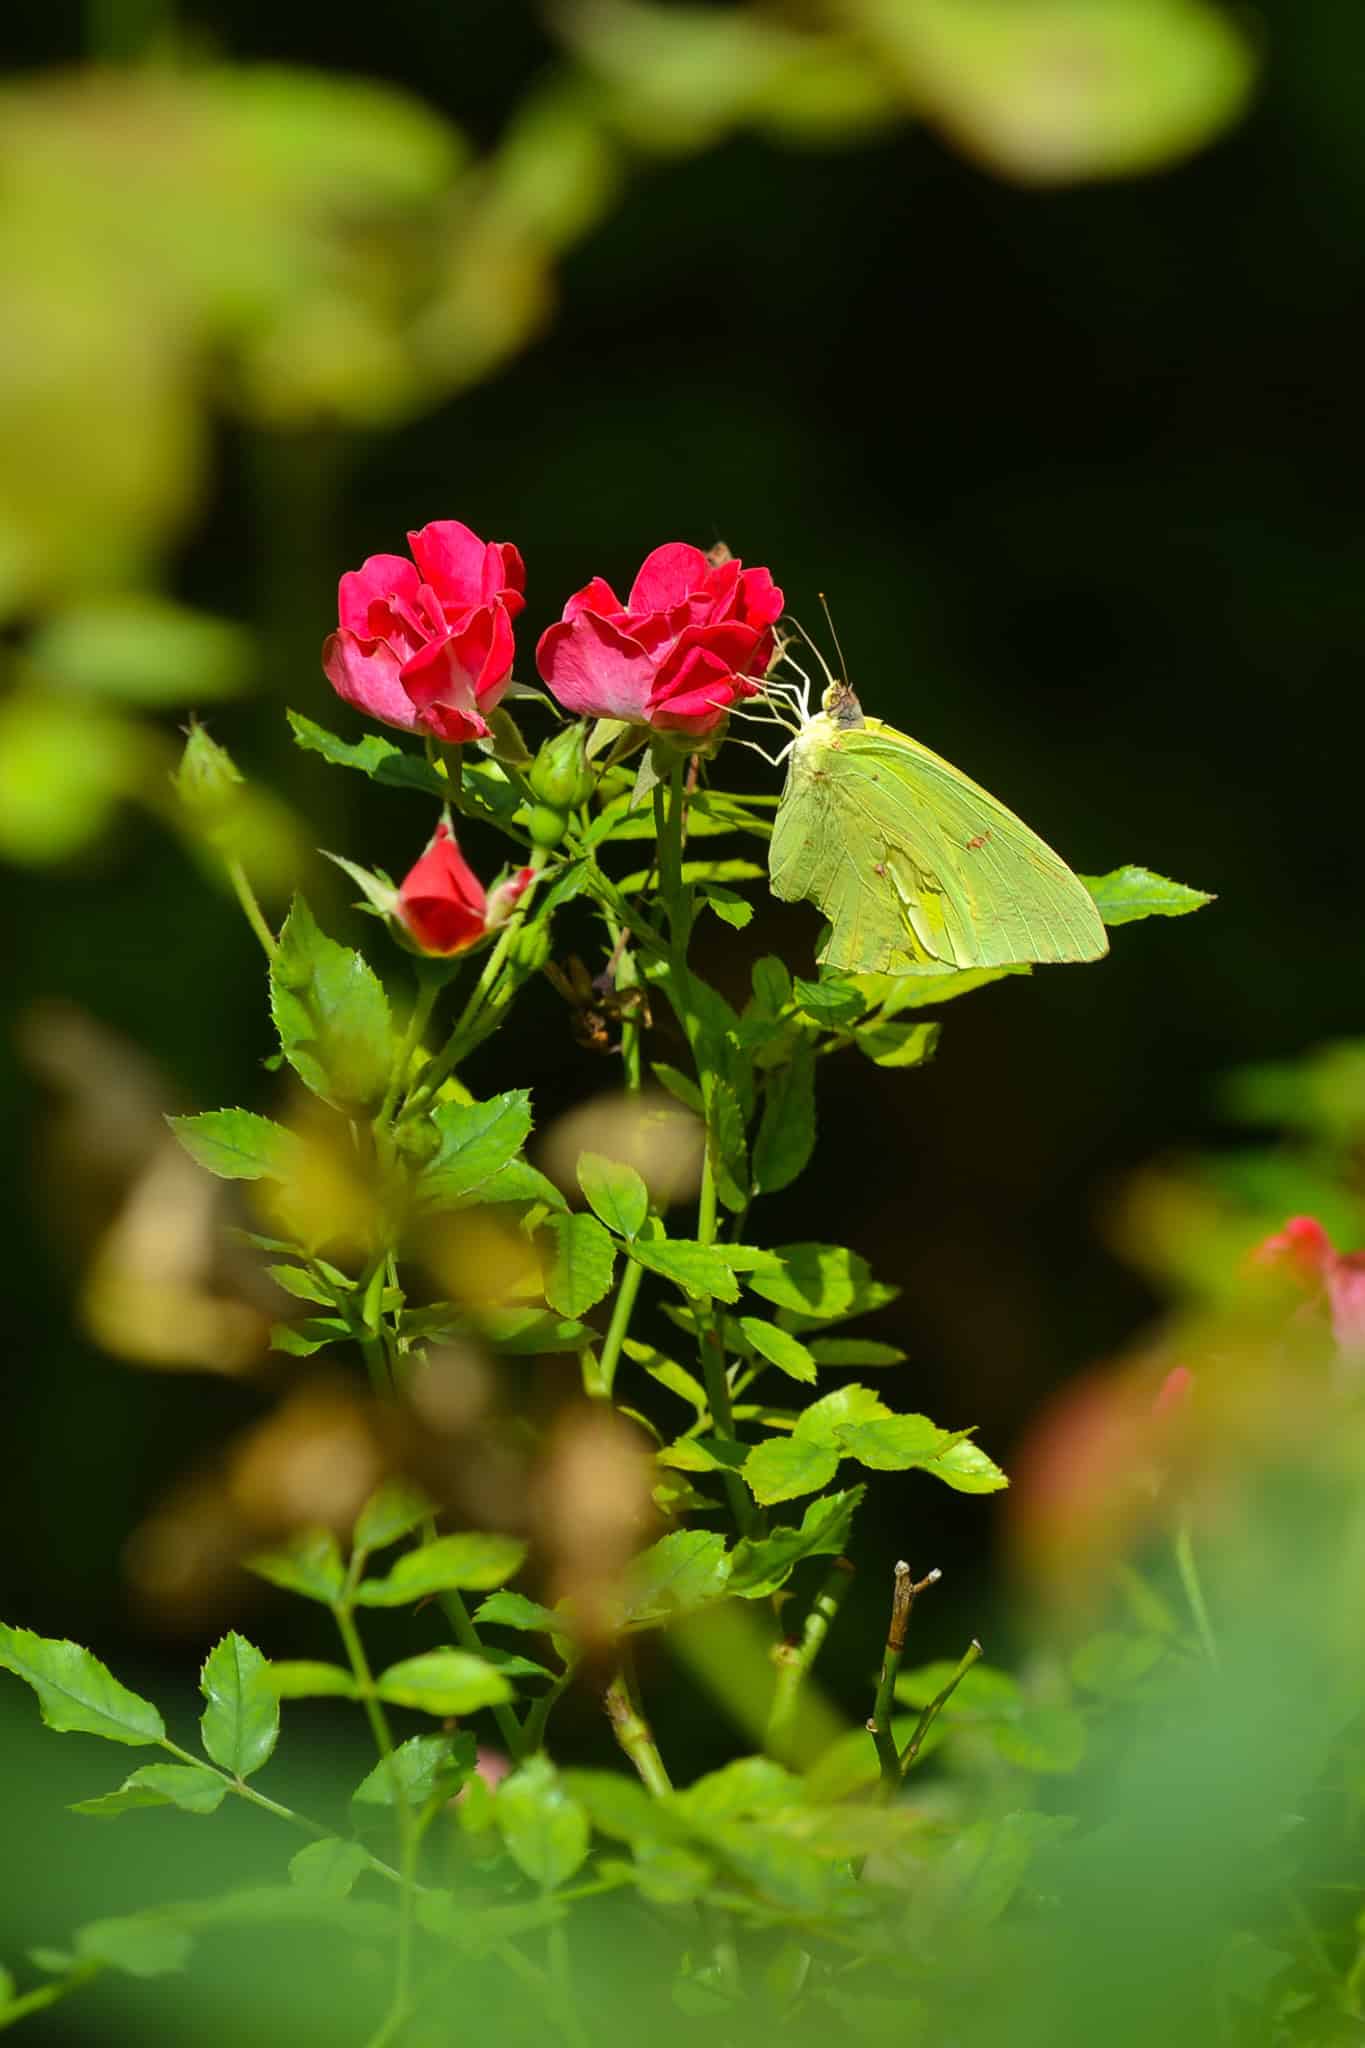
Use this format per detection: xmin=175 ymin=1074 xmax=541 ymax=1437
xmin=604 ymin=1668 xmax=672 ymax=1796
xmin=226 ymin=857 xmax=277 ymax=960
xmin=0 ymin=1963 xmax=103 ymax=2034
xmin=434 ymin=1583 xmax=526 ymax=1763
xmin=897 ymin=1638 xmax=982 ymax=1782
xmin=1174 ymin=1514 xmax=1220 ymax=1667
xmin=546 ymin=1921 xmax=592 ymax=2048
xmin=868 ymin=1561 xmax=938 ymax=1793
xmin=333 ymin=1605 xmax=416 ymax=2048
xmin=377 ymin=974 xmax=441 ymax=1128
xmin=767 ymin=1558 xmax=854 ymax=1761
xmin=522 ymin=1664 xmax=577 ymax=1754
xmin=597 ymin=1258 xmax=645 ymax=1401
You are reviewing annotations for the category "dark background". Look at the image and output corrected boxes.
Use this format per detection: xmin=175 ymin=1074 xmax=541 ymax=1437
xmin=3 ymin=0 xmax=1364 ymax=1784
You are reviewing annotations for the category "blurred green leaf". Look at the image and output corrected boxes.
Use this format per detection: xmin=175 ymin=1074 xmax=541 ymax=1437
xmin=266 ymin=1662 xmax=359 ymax=1701
xmin=855 ymin=1019 xmax=941 ymax=1069
xmin=0 ymin=691 xmax=149 ymax=863
xmin=74 ymin=1916 xmax=192 ymax=1980
xmin=355 ymin=1534 xmax=529 ymax=1606
xmin=353 ymin=1480 xmax=433 ymax=1556
xmin=0 ymin=1625 xmax=164 ymax=1746
xmin=200 ymin=1633 xmax=278 ymax=1778
xmin=288 ymin=1838 xmax=370 ymax=1901
xmin=624 ymin=1531 xmax=732 ymax=1625
xmin=32 ymin=597 xmax=252 ymax=705
xmin=497 ymin=1756 xmax=592 ymax=1890
xmin=247 ymin=1529 xmax=346 ymax=1605
xmin=374 ymin=1651 xmax=514 ymax=1715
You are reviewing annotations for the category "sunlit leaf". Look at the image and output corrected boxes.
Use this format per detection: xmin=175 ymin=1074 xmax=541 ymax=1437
xmin=167 ymin=1109 xmax=300 ymax=1181
xmin=0 ymin=1625 xmax=164 ymax=1746
xmin=1083 ymin=864 xmax=1216 ymax=925
xmin=199 ymin=1633 xmax=278 ymax=1778
xmin=541 ymin=1211 xmax=616 ymax=1318
xmin=727 ymin=1488 xmax=864 ymax=1599
xmin=751 ymin=1042 xmax=816 ymax=1195
xmin=417 ymin=1092 xmax=534 ymax=1210
xmin=270 ymin=896 xmax=393 ymax=1113
xmin=738 ymin=1317 xmax=817 ymax=1384
xmin=355 ymin=1534 xmax=528 ymax=1606
xmin=246 ymin=1529 xmax=345 ymax=1605
xmin=374 ymin=1650 xmax=514 ymax=1716
xmin=630 ymin=1239 xmax=741 ymax=1304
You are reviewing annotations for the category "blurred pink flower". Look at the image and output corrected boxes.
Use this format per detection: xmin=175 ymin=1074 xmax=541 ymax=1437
xmin=536 ymin=541 xmax=783 ymax=738
xmin=1255 ymin=1215 xmax=1365 ymax=1358
xmin=322 ymin=519 xmax=524 ymax=744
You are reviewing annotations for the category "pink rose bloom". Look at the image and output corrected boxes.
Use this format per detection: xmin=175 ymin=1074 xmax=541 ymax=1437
xmin=322 ymin=520 xmax=525 ymax=744
xmin=396 ymin=820 xmax=533 ymax=957
xmin=536 ymin=541 xmax=783 ymax=738
xmin=1255 ymin=1215 xmax=1365 ymax=1359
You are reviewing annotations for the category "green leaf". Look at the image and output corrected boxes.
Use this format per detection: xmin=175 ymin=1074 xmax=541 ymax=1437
xmin=744 ymin=1243 xmax=886 ymax=1320
xmin=630 ymin=1238 xmax=740 ymax=1304
xmin=983 ymin=1705 xmax=1087 ymax=1774
xmin=704 ymin=1075 xmax=750 ymax=1213
xmin=577 ymin=1152 xmax=649 ymax=1239
xmin=1069 ymin=1631 xmax=1168 ymax=1697
xmin=352 ymin=1732 xmax=477 ymax=1808
xmin=832 ymin=1414 xmax=951 ymax=1470
xmin=624 ymin=1341 xmax=707 ymax=1414
xmin=742 ymin=1435 xmax=840 ymax=1507
xmin=855 ymin=1019 xmax=941 ymax=1069
xmin=355 ymin=1533 xmax=529 ymax=1606
xmin=267 ymin=1662 xmax=360 ymax=1701
xmin=35 ymin=596 xmax=252 ymax=705
xmin=472 ymin=1308 xmax=594 ymax=1354
xmin=750 ymin=956 xmax=793 ymax=1013
xmin=287 ymin=711 xmax=446 ymax=798
xmin=199 ymin=1634 xmax=278 ymax=1778
xmin=807 ymin=1338 xmax=906 ymax=1367
xmin=496 ymin=1755 xmax=591 ymax=1890
xmin=799 ymin=1384 xmax=889 ymax=1443
xmin=727 ymin=1487 xmax=865 ymax=1598
xmin=738 ymin=1317 xmax=817 ymax=1384
xmin=417 ymin=1092 xmax=534 ymax=1209
xmin=374 ymin=1651 xmax=514 ymax=1716
xmin=270 ymin=896 xmax=393 ymax=1112
xmin=266 ymin=1264 xmax=335 ymax=1306
xmin=167 ymin=1109 xmax=299 ymax=1182
xmin=1082 ymin=865 xmax=1215 ymax=925
xmin=624 ymin=1531 xmax=732 ymax=1625
xmin=896 ymin=1661 xmax=1022 ymax=1712
xmin=928 ymin=1437 xmax=1009 ymax=1493
xmin=288 ymin=1838 xmax=371 ymax=1899
xmin=472 ymin=1160 xmax=569 ymax=1211
xmin=542 ymin=1212 xmax=617 ymax=1318
xmin=670 ymin=1756 xmax=800 ymax=1823
xmin=857 ymin=965 xmax=1022 ymax=1015
xmin=0 ymin=1963 xmax=13 ymax=2006
xmin=793 ymin=974 xmax=866 ymax=1025
xmin=698 ymin=884 xmax=753 ymax=930
xmin=353 ymin=1479 xmax=432 ymax=1556
xmin=0 ymin=1625 xmax=164 ymax=1745
xmin=475 ymin=1591 xmax=572 ymax=1640
xmin=75 ymin=1916 xmax=191 ymax=1979
xmin=246 ymin=1529 xmax=346 ymax=1605
xmin=751 ymin=1042 xmax=816 ymax=1195
xmin=650 ymin=1062 xmax=704 ymax=1114
xmin=71 ymin=1764 xmax=227 ymax=1818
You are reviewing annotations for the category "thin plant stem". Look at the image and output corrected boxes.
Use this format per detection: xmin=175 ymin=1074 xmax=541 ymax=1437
xmin=226 ymin=857 xmax=277 ymax=960
xmin=1174 ymin=1513 xmax=1220 ymax=1667
xmin=522 ymin=1664 xmax=578 ymax=1754
xmin=767 ymin=1557 xmax=854 ymax=1761
xmin=333 ymin=1605 xmax=417 ymax=2048
xmin=377 ymin=974 xmax=441 ymax=1128
xmin=868 ymin=1561 xmax=940 ymax=1793
xmin=597 ymin=1258 xmax=645 ymax=1400
xmin=546 ymin=1921 xmax=592 ymax=2048
xmin=897 ymin=1639 xmax=983 ymax=1781
xmin=0 ymin=1963 xmax=103 ymax=2034
xmin=604 ymin=1669 xmax=672 ymax=1796
xmin=434 ymin=1583 xmax=526 ymax=1764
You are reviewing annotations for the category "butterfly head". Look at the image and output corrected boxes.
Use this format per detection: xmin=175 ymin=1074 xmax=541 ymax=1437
xmin=822 ymin=680 xmax=865 ymax=729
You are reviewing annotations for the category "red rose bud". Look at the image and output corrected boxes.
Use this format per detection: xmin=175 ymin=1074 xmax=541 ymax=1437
xmin=395 ymin=822 xmax=527 ymax=958
xmin=322 ymin=519 xmax=524 ymax=745
xmin=536 ymin=541 xmax=783 ymax=739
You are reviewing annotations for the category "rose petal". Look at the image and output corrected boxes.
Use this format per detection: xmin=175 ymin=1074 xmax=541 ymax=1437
xmin=488 ymin=541 xmax=527 ymax=615
xmin=397 ymin=821 xmax=489 ymax=956
xmin=338 ymin=555 xmax=423 ymax=640
xmin=627 ymin=542 xmax=709 ymax=616
xmin=563 ymin=576 xmax=626 ymax=625
xmin=322 ymin=630 xmax=424 ymax=733
xmin=537 ymin=613 xmax=656 ymax=722
xmin=648 ymin=645 xmax=758 ymax=736
xmin=737 ymin=565 xmax=785 ymax=628
xmin=408 ymin=520 xmax=491 ymax=615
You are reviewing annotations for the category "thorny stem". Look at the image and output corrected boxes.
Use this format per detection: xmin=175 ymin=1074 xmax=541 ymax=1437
xmin=897 ymin=1639 xmax=984 ymax=1781
xmin=767 ymin=1558 xmax=854 ymax=1760
xmin=869 ymin=1561 xmax=940 ymax=1792
xmin=604 ymin=1667 xmax=672 ymax=1797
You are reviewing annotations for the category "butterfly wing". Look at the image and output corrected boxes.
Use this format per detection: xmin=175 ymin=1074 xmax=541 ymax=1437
xmin=770 ymin=715 xmax=1107 ymax=975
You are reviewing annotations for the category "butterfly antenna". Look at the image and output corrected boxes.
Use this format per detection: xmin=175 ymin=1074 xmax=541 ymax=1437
xmin=819 ymin=592 xmax=852 ymax=688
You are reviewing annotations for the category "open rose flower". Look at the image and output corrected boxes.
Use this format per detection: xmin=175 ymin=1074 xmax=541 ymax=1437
xmin=396 ymin=820 xmax=533 ymax=957
xmin=323 ymin=520 xmax=525 ymax=744
xmin=1255 ymin=1215 xmax=1365 ymax=1361
xmin=536 ymin=541 xmax=783 ymax=738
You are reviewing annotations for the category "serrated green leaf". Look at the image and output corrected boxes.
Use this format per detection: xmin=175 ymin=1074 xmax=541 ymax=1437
xmin=807 ymin=1338 xmax=906 ymax=1367
xmin=355 ymin=1533 xmax=528 ymax=1606
xmin=928 ymin=1437 xmax=1009 ymax=1493
xmin=167 ymin=1109 xmax=300 ymax=1182
xmin=577 ymin=1152 xmax=649 ymax=1239
xmin=472 ymin=1308 xmax=593 ymax=1353
xmin=855 ymin=1019 xmax=941 ymax=1069
xmin=246 ymin=1529 xmax=346 ymax=1605
xmin=650 ymin=1062 xmax=704 ymax=1114
xmin=267 ymin=1661 xmax=360 ymax=1701
xmin=496 ymin=1755 xmax=591 ymax=1890
xmin=542 ymin=1211 xmax=616 ymax=1318
xmin=353 ymin=1479 xmax=432 ymax=1557
xmin=744 ymin=1243 xmax=882 ymax=1320
xmin=287 ymin=711 xmax=446 ymax=798
xmin=1083 ymin=865 xmax=1215 ymax=925
xmin=737 ymin=1317 xmax=816 ymax=1384
xmin=199 ymin=1634 xmax=278 ymax=1779
xmin=475 ymin=1591 xmax=569 ymax=1637
xmin=624 ymin=1531 xmax=732 ymax=1625
xmin=75 ymin=1917 xmax=192 ymax=1979
xmin=751 ymin=1041 xmax=816 ymax=1195
xmin=699 ymin=884 xmax=753 ymax=929
xmin=417 ymin=1092 xmax=534 ymax=1209
xmin=374 ymin=1651 xmax=514 ymax=1716
xmin=727 ymin=1487 xmax=864 ymax=1598
xmin=623 ymin=1341 xmax=707 ymax=1413
xmin=71 ymin=1764 xmax=227 ymax=1818
xmin=793 ymin=975 xmax=866 ymax=1025
xmin=288 ymin=1838 xmax=371 ymax=1899
xmin=833 ymin=1414 xmax=951 ymax=1470
xmin=630 ymin=1239 xmax=740 ymax=1303
xmin=270 ymin=896 xmax=393 ymax=1112
xmin=704 ymin=1075 xmax=750 ymax=1213
xmin=352 ymin=1732 xmax=477 ymax=1808
xmin=0 ymin=1625 xmax=164 ymax=1745
xmin=469 ymin=1159 xmax=569 ymax=1211
xmin=742 ymin=1435 xmax=840 ymax=1506
xmin=796 ymin=1383 xmax=890 ymax=1446
xmin=265 ymin=1263 xmax=335 ymax=1306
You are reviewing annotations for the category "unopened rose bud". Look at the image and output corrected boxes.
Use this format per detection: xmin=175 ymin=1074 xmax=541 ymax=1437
xmin=393 ymin=820 xmax=530 ymax=959
xmin=528 ymin=722 xmax=595 ymax=811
